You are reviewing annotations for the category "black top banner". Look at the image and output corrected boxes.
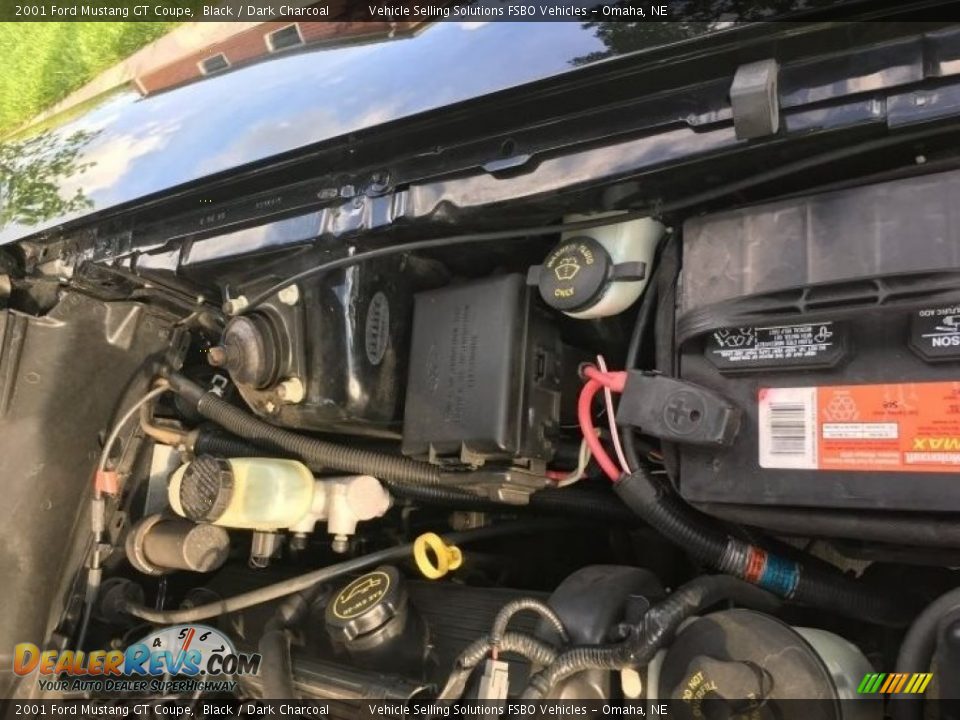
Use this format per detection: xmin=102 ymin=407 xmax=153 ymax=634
xmin=0 ymin=697 xmax=904 ymax=719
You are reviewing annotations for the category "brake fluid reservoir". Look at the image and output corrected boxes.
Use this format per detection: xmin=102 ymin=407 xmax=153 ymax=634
xmin=168 ymin=456 xmax=315 ymax=530
xmin=529 ymin=213 xmax=663 ymax=319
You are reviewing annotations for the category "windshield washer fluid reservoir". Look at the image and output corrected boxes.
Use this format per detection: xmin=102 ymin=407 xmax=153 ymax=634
xmin=529 ymin=213 xmax=662 ymax=319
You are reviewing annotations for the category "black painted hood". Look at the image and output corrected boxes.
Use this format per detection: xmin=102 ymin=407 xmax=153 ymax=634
xmin=0 ymin=19 xmax=727 ymax=246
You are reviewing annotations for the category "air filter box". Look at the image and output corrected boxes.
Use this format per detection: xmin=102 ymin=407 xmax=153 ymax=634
xmin=677 ymin=167 xmax=960 ymax=513
xmin=401 ymin=274 xmax=562 ymax=468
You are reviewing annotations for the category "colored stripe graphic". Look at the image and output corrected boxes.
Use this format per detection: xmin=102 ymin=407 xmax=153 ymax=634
xmin=858 ymin=672 xmax=932 ymax=694
xmin=879 ymin=674 xmax=896 ymax=693
xmin=856 ymin=674 xmax=874 ymax=694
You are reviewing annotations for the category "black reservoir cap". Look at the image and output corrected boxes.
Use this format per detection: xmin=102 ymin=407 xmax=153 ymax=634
xmin=531 ymin=236 xmax=612 ymax=312
xmin=660 ymin=609 xmax=838 ymax=715
xmin=179 ymin=456 xmax=234 ymax=523
xmin=325 ymin=566 xmax=406 ymax=643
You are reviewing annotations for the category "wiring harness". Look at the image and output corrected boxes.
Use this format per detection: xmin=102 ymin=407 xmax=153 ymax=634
xmin=575 ymin=362 xmax=910 ymax=626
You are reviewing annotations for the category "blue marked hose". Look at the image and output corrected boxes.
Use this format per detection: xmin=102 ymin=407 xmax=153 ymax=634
xmin=614 ymin=470 xmax=909 ymax=627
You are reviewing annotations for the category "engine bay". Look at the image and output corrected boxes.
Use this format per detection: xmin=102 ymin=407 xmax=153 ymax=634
xmin=5 ymin=156 xmax=960 ymax=715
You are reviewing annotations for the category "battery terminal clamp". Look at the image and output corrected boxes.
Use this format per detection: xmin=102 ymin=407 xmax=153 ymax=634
xmin=616 ymin=372 xmax=742 ymax=447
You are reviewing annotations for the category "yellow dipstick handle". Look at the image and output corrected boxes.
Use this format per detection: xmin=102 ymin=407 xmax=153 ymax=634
xmin=413 ymin=532 xmax=463 ymax=580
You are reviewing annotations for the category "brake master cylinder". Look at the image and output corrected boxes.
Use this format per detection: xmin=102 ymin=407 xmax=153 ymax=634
xmin=167 ymin=456 xmax=391 ymax=557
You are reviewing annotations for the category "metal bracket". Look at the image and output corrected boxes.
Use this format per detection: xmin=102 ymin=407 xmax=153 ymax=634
xmin=209 ymin=374 xmax=230 ymax=397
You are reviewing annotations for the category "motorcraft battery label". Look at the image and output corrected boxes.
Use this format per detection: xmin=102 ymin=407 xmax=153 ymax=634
xmin=759 ymin=381 xmax=960 ymax=472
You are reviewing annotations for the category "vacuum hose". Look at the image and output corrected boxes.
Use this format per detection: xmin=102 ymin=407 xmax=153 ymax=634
xmin=166 ymin=372 xmax=441 ymax=486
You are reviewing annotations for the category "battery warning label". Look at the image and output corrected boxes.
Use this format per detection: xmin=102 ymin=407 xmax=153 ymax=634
xmin=759 ymin=381 xmax=960 ymax=472
xmin=910 ymin=306 xmax=960 ymax=361
xmin=707 ymin=322 xmax=845 ymax=372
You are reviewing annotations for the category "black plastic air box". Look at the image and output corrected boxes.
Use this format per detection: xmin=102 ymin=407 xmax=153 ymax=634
xmin=677 ymin=167 xmax=960 ymax=513
xmin=402 ymin=274 xmax=562 ymax=467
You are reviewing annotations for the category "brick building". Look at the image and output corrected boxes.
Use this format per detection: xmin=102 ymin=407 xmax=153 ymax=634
xmin=136 ymin=16 xmax=427 ymax=96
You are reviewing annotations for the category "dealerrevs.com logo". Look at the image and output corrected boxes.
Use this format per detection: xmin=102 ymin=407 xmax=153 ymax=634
xmin=13 ymin=625 xmax=260 ymax=694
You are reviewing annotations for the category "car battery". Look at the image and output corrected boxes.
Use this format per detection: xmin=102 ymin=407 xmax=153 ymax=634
xmin=675 ymin=167 xmax=960 ymax=513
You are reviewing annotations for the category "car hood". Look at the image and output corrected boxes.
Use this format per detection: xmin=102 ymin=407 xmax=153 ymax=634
xmin=0 ymin=19 xmax=728 ymax=246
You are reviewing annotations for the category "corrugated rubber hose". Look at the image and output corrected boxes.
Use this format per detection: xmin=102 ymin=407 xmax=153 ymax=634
xmin=614 ymin=470 xmax=911 ymax=627
xmin=616 ymin=236 xmax=912 ymax=628
xmin=522 ymin=575 xmax=778 ymax=698
xmin=188 ymin=426 xmax=642 ymax=524
xmin=166 ymin=372 xmax=441 ymax=486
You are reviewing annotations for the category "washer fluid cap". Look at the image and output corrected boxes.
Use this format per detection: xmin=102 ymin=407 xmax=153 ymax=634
xmin=536 ymin=236 xmax=613 ymax=312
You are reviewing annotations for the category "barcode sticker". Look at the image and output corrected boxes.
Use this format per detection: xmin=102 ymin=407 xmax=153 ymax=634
xmin=759 ymin=387 xmax=817 ymax=469
xmin=758 ymin=381 xmax=960 ymax=473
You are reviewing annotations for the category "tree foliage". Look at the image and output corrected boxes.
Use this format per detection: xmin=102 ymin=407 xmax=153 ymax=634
xmin=0 ymin=130 xmax=95 ymax=228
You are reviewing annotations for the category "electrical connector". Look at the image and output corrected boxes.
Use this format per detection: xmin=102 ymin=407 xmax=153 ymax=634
xmin=616 ymin=372 xmax=741 ymax=447
xmin=477 ymin=658 xmax=511 ymax=701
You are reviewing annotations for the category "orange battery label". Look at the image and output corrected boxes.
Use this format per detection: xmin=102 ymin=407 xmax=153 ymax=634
xmin=758 ymin=381 xmax=960 ymax=472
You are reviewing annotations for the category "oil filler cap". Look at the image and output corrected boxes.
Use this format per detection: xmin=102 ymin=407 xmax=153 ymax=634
xmin=325 ymin=566 xmax=406 ymax=643
xmin=178 ymin=456 xmax=234 ymax=523
xmin=528 ymin=236 xmax=646 ymax=313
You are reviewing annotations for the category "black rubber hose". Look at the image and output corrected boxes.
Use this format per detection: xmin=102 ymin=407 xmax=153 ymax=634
xmin=890 ymin=587 xmax=960 ymax=720
xmin=388 ymin=482 xmax=640 ymax=524
xmin=188 ymin=428 xmax=643 ymax=525
xmin=615 ymin=471 xmax=909 ymax=627
xmin=192 ymin=428 xmax=288 ymax=460
xmin=897 ymin=587 xmax=960 ymax=671
xmin=622 ymin=284 xmax=659 ymax=472
xmin=531 ymin=487 xmax=638 ymax=525
xmin=166 ymin=372 xmax=441 ymax=485
xmin=259 ymin=588 xmax=323 ymax=701
xmin=700 ymin=504 xmax=960 ymax=550
xmin=258 ymin=625 xmax=295 ymax=701
xmin=614 ymin=470 xmax=728 ymax=560
xmin=523 ymin=575 xmax=777 ymax=698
